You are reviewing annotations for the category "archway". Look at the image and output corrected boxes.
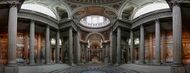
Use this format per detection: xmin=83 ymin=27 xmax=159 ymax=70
xmin=87 ymin=33 xmax=104 ymax=63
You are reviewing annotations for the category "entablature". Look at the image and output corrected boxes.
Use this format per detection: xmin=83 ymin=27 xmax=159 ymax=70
xmin=18 ymin=9 xmax=59 ymax=29
xmin=131 ymin=9 xmax=172 ymax=29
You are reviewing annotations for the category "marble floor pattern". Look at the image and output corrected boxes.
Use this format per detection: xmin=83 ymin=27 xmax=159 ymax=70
xmin=49 ymin=64 xmax=138 ymax=73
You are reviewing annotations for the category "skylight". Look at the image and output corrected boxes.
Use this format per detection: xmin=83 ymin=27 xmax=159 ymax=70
xmin=133 ymin=3 xmax=169 ymax=19
xmin=80 ymin=15 xmax=110 ymax=28
xmin=21 ymin=4 xmax=57 ymax=19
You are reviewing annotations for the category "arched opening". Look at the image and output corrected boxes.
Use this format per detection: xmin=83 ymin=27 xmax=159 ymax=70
xmin=86 ymin=33 xmax=104 ymax=63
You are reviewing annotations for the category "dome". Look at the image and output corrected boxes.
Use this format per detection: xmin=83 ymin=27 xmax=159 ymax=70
xmin=80 ymin=15 xmax=110 ymax=28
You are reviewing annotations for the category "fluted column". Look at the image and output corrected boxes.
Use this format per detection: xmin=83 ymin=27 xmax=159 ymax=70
xmin=140 ymin=25 xmax=145 ymax=64
xmin=116 ymin=28 xmax=121 ymax=65
xmin=8 ymin=4 xmax=17 ymax=67
xmin=130 ymin=30 xmax=134 ymax=63
xmin=56 ymin=31 xmax=60 ymax=63
xmin=77 ymin=31 xmax=81 ymax=64
xmin=69 ymin=28 xmax=74 ymax=65
xmin=155 ymin=20 xmax=161 ymax=64
xmin=29 ymin=20 xmax=35 ymax=65
xmin=45 ymin=26 xmax=50 ymax=64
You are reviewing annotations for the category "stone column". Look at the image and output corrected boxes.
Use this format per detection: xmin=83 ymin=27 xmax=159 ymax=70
xmin=171 ymin=2 xmax=185 ymax=73
xmin=171 ymin=0 xmax=185 ymax=73
xmin=172 ymin=3 xmax=182 ymax=66
xmin=69 ymin=28 xmax=74 ymax=65
xmin=77 ymin=31 xmax=81 ymax=64
xmin=45 ymin=26 xmax=50 ymax=64
xmin=155 ymin=20 xmax=161 ymax=64
xmin=56 ymin=31 xmax=60 ymax=63
xmin=109 ymin=32 xmax=113 ymax=63
xmin=140 ymin=25 xmax=145 ymax=64
xmin=6 ymin=4 xmax=18 ymax=73
xmin=130 ymin=30 xmax=134 ymax=63
xmin=104 ymin=45 xmax=109 ymax=63
xmin=116 ymin=28 xmax=121 ymax=65
xmin=29 ymin=20 xmax=35 ymax=65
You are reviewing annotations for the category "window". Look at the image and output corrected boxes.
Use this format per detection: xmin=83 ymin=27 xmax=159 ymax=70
xmin=21 ymin=4 xmax=57 ymax=19
xmin=80 ymin=15 xmax=110 ymax=28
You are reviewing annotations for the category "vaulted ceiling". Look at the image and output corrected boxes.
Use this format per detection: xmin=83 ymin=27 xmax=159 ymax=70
xmin=65 ymin=0 xmax=124 ymax=5
xmin=21 ymin=0 xmax=169 ymax=20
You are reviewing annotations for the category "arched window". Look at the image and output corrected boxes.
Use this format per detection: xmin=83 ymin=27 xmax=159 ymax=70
xmin=21 ymin=4 xmax=57 ymax=19
xmin=133 ymin=3 xmax=169 ymax=19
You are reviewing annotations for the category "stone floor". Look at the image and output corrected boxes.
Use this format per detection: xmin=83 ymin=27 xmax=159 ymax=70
xmin=120 ymin=64 xmax=171 ymax=73
xmin=18 ymin=64 xmax=70 ymax=73
xmin=49 ymin=64 xmax=138 ymax=73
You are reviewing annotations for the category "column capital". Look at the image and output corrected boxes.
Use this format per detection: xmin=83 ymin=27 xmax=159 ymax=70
xmin=8 ymin=1 xmax=20 ymax=8
xmin=171 ymin=0 xmax=181 ymax=7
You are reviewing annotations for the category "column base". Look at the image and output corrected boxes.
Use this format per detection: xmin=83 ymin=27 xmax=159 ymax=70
xmin=29 ymin=62 xmax=35 ymax=65
xmin=4 ymin=66 xmax=18 ymax=73
xmin=171 ymin=65 xmax=185 ymax=73
xmin=70 ymin=63 xmax=75 ymax=66
xmin=114 ymin=63 xmax=119 ymax=66
xmin=153 ymin=61 xmax=161 ymax=65
xmin=138 ymin=61 xmax=145 ymax=64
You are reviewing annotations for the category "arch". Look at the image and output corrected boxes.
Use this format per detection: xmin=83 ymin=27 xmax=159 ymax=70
xmin=85 ymin=33 xmax=105 ymax=42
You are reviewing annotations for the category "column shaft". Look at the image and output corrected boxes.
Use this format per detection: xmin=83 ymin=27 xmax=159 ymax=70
xmin=8 ymin=5 xmax=17 ymax=66
xmin=130 ymin=30 xmax=134 ymax=63
xmin=56 ymin=31 xmax=60 ymax=63
xmin=140 ymin=25 xmax=145 ymax=64
xmin=77 ymin=31 xmax=81 ymax=63
xmin=29 ymin=20 xmax=35 ymax=65
xmin=45 ymin=26 xmax=50 ymax=64
xmin=172 ymin=4 xmax=182 ymax=65
xmin=116 ymin=28 xmax=121 ymax=64
xmin=155 ymin=20 xmax=161 ymax=64
xmin=69 ymin=28 xmax=74 ymax=65
xmin=109 ymin=32 xmax=113 ymax=63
